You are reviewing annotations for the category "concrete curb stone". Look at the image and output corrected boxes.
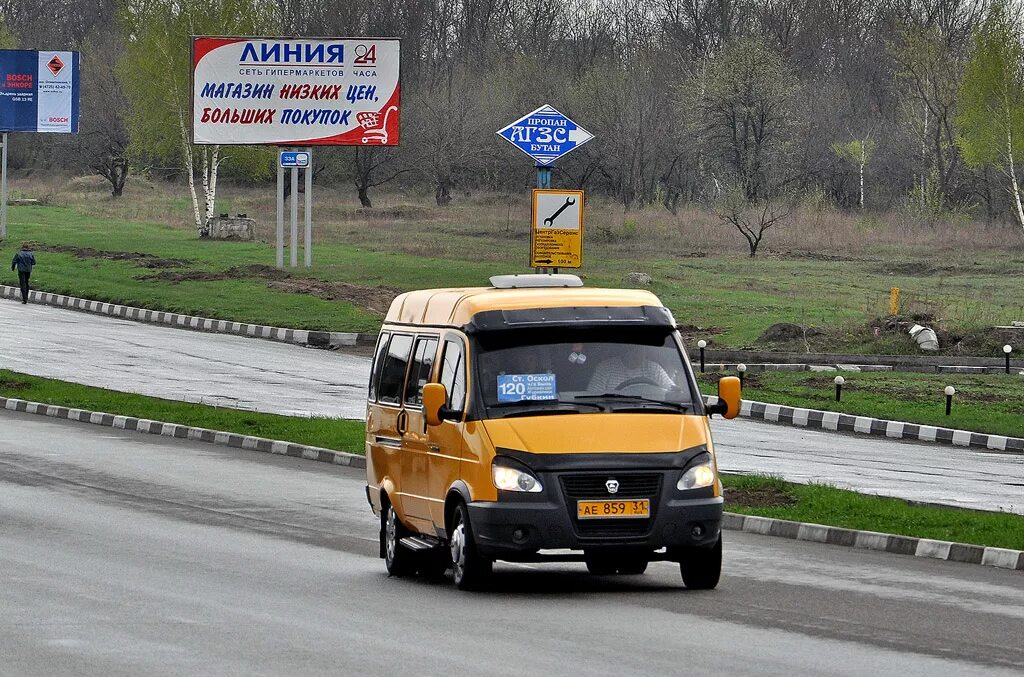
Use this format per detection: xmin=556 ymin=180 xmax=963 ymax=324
xmin=0 ymin=285 xmax=372 ymax=348
xmin=704 ymin=395 xmax=1024 ymax=455
xmin=3 ymin=395 xmax=1020 ymax=572
xmin=1 ymin=395 xmax=366 ymax=469
xmin=723 ymin=512 xmax=1023 ymax=572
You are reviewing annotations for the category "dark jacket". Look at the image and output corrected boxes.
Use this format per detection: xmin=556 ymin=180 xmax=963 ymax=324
xmin=11 ymin=250 xmax=35 ymax=273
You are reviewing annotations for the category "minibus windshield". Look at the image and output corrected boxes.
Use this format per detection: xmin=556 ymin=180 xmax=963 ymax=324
xmin=473 ymin=327 xmax=702 ymax=417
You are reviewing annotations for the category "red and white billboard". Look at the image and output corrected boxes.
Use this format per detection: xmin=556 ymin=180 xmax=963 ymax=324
xmin=191 ymin=37 xmax=400 ymax=146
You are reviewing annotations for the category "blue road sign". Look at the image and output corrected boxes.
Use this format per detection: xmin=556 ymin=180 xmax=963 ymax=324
xmin=496 ymin=105 xmax=594 ymax=166
xmin=279 ymin=151 xmax=310 ymax=168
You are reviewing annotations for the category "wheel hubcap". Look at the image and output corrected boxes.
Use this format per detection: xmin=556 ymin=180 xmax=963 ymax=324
xmin=385 ymin=508 xmax=397 ymax=564
xmin=450 ymin=518 xmax=466 ymax=580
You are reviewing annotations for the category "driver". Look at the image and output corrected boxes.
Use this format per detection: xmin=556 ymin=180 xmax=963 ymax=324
xmin=587 ymin=344 xmax=674 ymax=392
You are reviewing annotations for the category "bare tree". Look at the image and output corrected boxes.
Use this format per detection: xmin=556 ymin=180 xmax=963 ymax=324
xmin=715 ymin=187 xmax=792 ymax=256
xmin=350 ymin=146 xmax=408 ymax=208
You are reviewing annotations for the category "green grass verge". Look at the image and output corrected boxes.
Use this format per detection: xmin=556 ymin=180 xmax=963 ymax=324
xmin=0 ymin=369 xmax=365 ymax=454
xmin=700 ymin=370 xmax=1024 ymax=438
xmin=723 ymin=474 xmax=1024 ymax=551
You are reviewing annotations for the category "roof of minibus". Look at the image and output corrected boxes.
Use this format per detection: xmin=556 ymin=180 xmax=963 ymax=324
xmin=384 ymin=286 xmax=666 ymax=328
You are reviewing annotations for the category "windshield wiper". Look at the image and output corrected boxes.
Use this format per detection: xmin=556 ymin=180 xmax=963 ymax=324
xmin=571 ymin=393 xmax=692 ymax=412
xmin=490 ymin=399 xmax=605 ymax=418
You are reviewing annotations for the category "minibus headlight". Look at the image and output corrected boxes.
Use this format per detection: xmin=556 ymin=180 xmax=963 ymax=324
xmin=492 ymin=464 xmax=543 ymax=493
xmin=677 ymin=463 xmax=716 ymax=491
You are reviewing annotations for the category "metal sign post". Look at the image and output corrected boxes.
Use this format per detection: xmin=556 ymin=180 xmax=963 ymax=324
xmin=290 ymin=165 xmax=298 ymax=267
xmin=304 ymin=147 xmax=312 ymax=267
xmin=1 ymin=133 xmax=8 ymax=240
xmin=277 ymin=150 xmax=312 ymax=269
xmin=276 ymin=163 xmax=284 ymax=268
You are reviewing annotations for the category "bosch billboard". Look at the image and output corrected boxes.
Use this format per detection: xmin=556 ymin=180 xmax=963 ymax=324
xmin=0 ymin=49 xmax=80 ymax=133
xmin=191 ymin=37 xmax=400 ymax=146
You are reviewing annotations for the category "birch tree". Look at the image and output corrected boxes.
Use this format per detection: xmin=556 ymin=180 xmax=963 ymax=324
xmin=833 ymin=137 xmax=874 ymax=209
xmin=956 ymin=2 xmax=1024 ymax=230
xmin=118 ymin=0 xmax=276 ymax=236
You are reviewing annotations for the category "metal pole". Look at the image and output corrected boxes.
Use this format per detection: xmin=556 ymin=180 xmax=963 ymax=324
xmin=290 ymin=166 xmax=298 ymax=268
xmin=276 ymin=165 xmax=284 ymax=269
xmin=304 ymin=148 xmax=312 ymax=268
xmin=1 ymin=132 xmax=8 ymax=241
xmin=535 ymin=165 xmax=552 ymax=273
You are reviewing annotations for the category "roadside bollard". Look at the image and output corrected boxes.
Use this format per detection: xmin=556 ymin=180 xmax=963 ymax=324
xmin=1004 ymin=345 xmax=1012 ymax=374
xmin=697 ymin=340 xmax=707 ymax=373
xmin=737 ymin=363 xmax=747 ymax=388
xmin=834 ymin=375 xmax=845 ymax=402
xmin=944 ymin=386 xmax=955 ymax=416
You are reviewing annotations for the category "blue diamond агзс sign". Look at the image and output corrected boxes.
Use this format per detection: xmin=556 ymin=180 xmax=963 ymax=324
xmin=496 ymin=105 xmax=594 ymax=166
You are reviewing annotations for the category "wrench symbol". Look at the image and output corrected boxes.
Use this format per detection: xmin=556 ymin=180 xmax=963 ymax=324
xmin=543 ymin=197 xmax=576 ymax=226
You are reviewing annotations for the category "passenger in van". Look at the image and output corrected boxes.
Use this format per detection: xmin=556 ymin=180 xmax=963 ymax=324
xmin=588 ymin=344 xmax=675 ymax=392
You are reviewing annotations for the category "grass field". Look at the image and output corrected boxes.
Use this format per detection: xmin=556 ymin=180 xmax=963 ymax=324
xmin=3 ymin=174 xmax=1024 ymax=352
xmin=699 ymin=370 xmax=1024 ymax=438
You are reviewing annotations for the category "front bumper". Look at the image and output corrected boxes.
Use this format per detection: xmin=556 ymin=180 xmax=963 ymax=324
xmin=468 ymin=491 xmax=722 ymax=559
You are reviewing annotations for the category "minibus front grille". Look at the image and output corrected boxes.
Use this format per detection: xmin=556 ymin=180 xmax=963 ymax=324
xmin=560 ymin=473 xmax=662 ymax=498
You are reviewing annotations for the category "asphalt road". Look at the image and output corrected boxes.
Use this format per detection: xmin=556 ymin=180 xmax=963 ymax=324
xmin=0 ymin=299 xmax=369 ymax=418
xmin=1 ymin=411 xmax=1022 ymax=676
xmin=3 ymin=299 xmax=1023 ymax=513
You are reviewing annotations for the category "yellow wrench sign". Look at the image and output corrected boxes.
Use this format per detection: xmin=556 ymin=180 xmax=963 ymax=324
xmin=532 ymin=189 xmax=584 ymax=268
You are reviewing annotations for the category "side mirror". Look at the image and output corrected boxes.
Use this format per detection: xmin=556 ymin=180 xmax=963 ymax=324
xmin=706 ymin=376 xmax=741 ymax=420
xmin=423 ymin=383 xmax=447 ymax=426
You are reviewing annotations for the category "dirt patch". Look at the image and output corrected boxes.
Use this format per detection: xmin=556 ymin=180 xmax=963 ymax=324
xmin=135 ymin=264 xmax=292 ymax=284
xmin=724 ymin=485 xmax=797 ymax=509
xmin=35 ymin=244 xmax=190 ymax=269
xmin=267 ymin=279 xmax=401 ymax=315
xmin=768 ymin=250 xmax=866 ymax=262
xmin=0 ymin=379 xmax=31 ymax=391
xmin=676 ymin=324 xmax=725 ymax=340
xmin=757 ymin=322 xmax=825 ymax=343
xmin=871 ymin=260 xmax=1014 ymax=277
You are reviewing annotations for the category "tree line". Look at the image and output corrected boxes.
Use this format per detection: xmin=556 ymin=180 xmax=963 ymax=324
xmin=2 ymin=0 xmax=1023 ymax=246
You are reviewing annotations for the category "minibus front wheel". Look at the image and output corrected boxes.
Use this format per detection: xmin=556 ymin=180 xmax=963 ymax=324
xmin=383 ymin=503 xmax=416 ymax=578
xmin=449 ymin=502 xmax=493 ymax=590
xmin=678 ymin=535 xmax=722 ymax=590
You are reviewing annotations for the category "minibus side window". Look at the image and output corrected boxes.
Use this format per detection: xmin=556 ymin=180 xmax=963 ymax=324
xmin=404 ymin=337 xmax=438 ymax=407
xmin=439 ymin=339 xmax=466 ymax=411
xmin=377 ymin=334 xmax=414 ymax=406
xmin=368 ymin=332 xmax=391 ymax=402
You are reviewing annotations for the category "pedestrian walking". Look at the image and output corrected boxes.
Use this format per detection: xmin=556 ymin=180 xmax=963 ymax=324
xmin=10 ymin=242 xmax=36 ymax=304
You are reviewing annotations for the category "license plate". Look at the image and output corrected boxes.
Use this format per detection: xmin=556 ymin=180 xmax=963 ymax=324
xmin=577 ymin=499 xmax=650 ymax=519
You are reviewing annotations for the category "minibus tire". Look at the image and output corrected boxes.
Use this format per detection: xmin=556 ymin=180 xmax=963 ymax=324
xmin=449 ymin=503 xmax=492 ymax=590
xmin=679 ymin=536 xmax=722 ymax=590
xmin=383 ymin=504 xmax=416 ymax=578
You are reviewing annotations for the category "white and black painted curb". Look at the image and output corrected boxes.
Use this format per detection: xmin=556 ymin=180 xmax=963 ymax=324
xmin=1 ymin=396 xmax=366 ymax=469
xmin=1 ymin=285 xmax=367 ymax=348
xmin=4 ymin=395 xmax=1020 ymax=572
xmin=722 ymin=513 xmax=1024 ymax=572
xmin=704 ymin=395 xmax=1024 ymax=454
